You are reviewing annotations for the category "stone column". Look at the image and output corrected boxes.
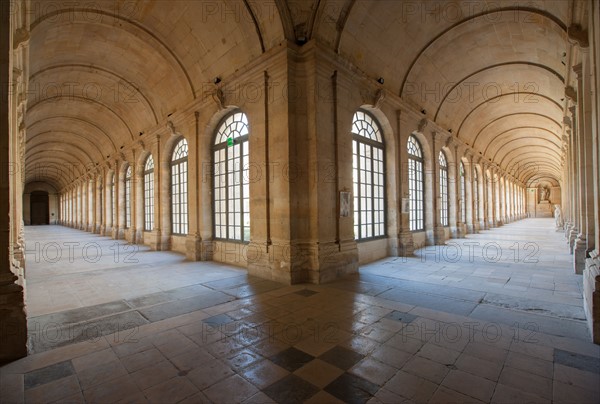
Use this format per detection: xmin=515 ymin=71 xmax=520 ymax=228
xmin=0 ymin=0 xmax=27 ymax=363
xmin=510 ymin=179 xmax=514 ymax=221
xmin=129 ymin=150 xmax=138 ymax=244
xmin=396 ymin=110 xmax=415 ymax=255
xmin=65 ymin=189 xmax=68 ymax=226
xmin=157 ymin=135 xmax=171 ymax=251
xmin=521 ymin=184 xmax=527 ymax=219
xmin=486 ymin=166 xmax=494 ymax=228
xmin=567 ymin=106 xmax=579 ymax=251
xmin=148 ymin=135 xmax=164 ymax=250
xmin=465 ymin=153 xmax=475 ymax=233
xmin=480 ymin=161 xmax=488 ymax=229
xmin=573 ymin=60 xmax=595 ymax=274
xmin=112 ymin=161 xmax=121 ymax=239
xmin=71 ymin=188 xmax=75 ymax=227
xmin=510 ymin=180 xmax=515 ymax=222
xmin=581 ymin=58 xmax=596 ymax=254
xmin=81 ymin=182 xmax=86 ymax=230
xmin=188 ymin=113 xmax=212 ymax=260
xmin=497 ymin=175 xmax=502 ymax=224
xmin=87 ymin=178 xmax=94 ymax=232
xmin=94 ymin=171 xmax=105 ymax=234
xmin=560 ymin=130 xmax=570 ymax=232
xmin=430 ymin=131 xmax=445 ymax=245
xmin=504 ymin=181 xmax=514 ymax=223
xmin=68 ymin=188 xmax=72 ymax=226
xmin=450 ymin=142 xmax=462 ymax=238
xmin=83 ymin=180 xmax=88 ymax=230
xmin=246 ymin=59 xmax=364 ymax=284
xmin=515 ymin=185 xmax=523 ymax=220
xmin=75 ymin=183 xmax=80 ymax=228
xmin=185 ymin=113 xmax=206 ymax=260
xmin=76 ymin=183 xmax=81 ymax=229
xmin=493 ymin=168 xmax=502 ymax=227
xmin=104 ymin=170 xmax=112 ymax=236
xmin=135 ymin=149 xmax=146 ymax=244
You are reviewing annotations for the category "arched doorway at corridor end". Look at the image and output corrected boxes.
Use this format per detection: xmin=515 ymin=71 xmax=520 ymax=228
xmin=30 ymin=191 xmax=49 ymax=225
xmin=23 ymin=182 xmax=59 ymax=225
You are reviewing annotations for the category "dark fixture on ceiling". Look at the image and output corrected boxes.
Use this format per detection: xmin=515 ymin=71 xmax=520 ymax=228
xmin=377 ymin=77 xmax=384 ymax=84
xmin=421 ymin=109 xmax=426 ymax=114
xmin=214 ymin=77 xmax=222 ymax=85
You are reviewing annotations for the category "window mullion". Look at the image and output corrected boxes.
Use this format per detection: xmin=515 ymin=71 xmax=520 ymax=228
xmin=369 ymin=146 xmax=375 ymax=237
xmin=240 ymin=145 xmax=245 ymax=242
xmin=225 ymin=148 xmax=229 ymax=240
xmin=357 ymin=139 xmax=362 ymax=239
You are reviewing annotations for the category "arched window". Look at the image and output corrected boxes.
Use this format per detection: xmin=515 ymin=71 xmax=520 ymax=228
xmin=352 ymin=110 xmax=385 ymax=240
xmin=439 ymin=151 xmax=449 ymax=227
xmin=213 ymin=112 xmax=250 ymax=242
xmin=144 ymin=155 xmax=154 ymax=231
xmin=171 ymin=138 xmax=188 ymax=235
xmin=474 ymin=169 xmax=479 ymax=221
xmin=125 ymin=165 xmax=132 ymax=229
xmin=407 ymin=135 xmax=424 ymax=231
xmin=460 ymin=162 xmax=466 ymax=223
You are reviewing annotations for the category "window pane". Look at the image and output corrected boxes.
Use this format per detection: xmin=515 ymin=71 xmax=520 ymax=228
xmin=407 ymin=136 xmax=424 ymax=231
xmin=171 ymin=140 xmax=188 ymax=235
xmin=213 ymin=112 xmax=251 ymax=241
xmin=351 ymin=110 xmax=385 ymax=240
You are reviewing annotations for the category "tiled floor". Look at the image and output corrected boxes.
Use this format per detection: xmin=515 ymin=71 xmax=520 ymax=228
xmin=1 ymin=219 xmax=599 ymax=403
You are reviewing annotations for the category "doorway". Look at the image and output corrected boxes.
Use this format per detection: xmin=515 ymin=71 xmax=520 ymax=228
xmin=30 ymin=190 xmax=49 ymax=225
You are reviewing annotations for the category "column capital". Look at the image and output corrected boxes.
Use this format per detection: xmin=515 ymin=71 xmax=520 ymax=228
xmin=573 ymin=63 xmax=583 ymax=79
xmin=565 ymin=86 xmax=577 ymax=102
xmin=445 ymin=135 xmax=459 ymax=151
xmin=417 ymin=117 xmax=428 ymax=133
xmin=567 ymin=24 xmax=589 ymax=48
xmin=568 ymin=105 xmax=577 ymax=117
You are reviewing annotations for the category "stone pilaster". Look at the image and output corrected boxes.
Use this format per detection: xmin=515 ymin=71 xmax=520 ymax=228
xmin=397 ymin=109 xmax=414 ymax=256
xmin=185 ymin=233 xmax=214 ymax=261
xmin=1 ymin=0 xmax=27 ymax=363
xmin=430 ymin=130 xmax=445 ymax=245
xmin=583 ymin=250 xmax=600 ymax=343
xmin=572 ymin=60 xmax=595 ymax=273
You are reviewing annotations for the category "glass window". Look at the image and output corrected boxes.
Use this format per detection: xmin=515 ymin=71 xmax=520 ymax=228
xmin=407 ymin=135 xmax=424 ymax=231
xmin=439 ymin=151 xmax=449 ymax=227
xmin=352 ymin=110 xmax=385 ymax=240
xmin=213 ymin=112 xmax=250 ymax=242
xmin=474 ymin=169 xmax=479 ymax=221
xmin=125 ymin=165 xmax=132 ymax=229
xmin=171 ymin=139 xmax=188 ymax=235
xmin=460 ymin=162 xmax=466 ymax=223
xmin=144 ymin=154 xmax=154 ymax=231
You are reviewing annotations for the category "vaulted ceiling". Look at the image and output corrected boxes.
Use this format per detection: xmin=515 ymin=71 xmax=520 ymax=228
xmin=26 ymin=0 xmax=580 ymax=189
